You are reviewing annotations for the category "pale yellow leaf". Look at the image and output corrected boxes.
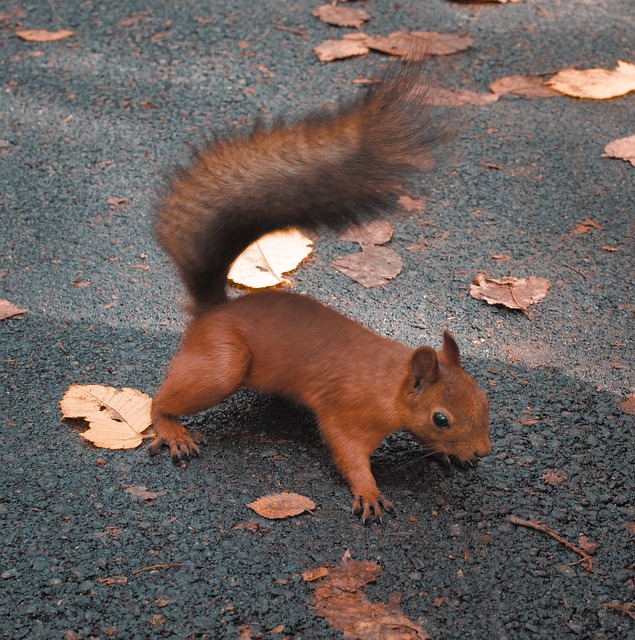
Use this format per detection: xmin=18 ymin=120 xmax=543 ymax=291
xmin=314 ymin=38 xmax=369 ymax=62
xmin=228 ymin=229 xmax=313 ymax=289
xmin=60 ymin=385 xmax=152 ymax=449
xmin=547 ymin=60 xmax=635 ymax=100
xmin=602 ymin=134 xmax=635 ymax=167
xmin=16 ymin=29 xmax=74 ymax=42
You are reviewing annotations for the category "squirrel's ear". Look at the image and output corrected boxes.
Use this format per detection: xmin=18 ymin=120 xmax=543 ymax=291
xmin=409 ymin=346 xmax=439 ymax=391
xmin=439 ymin=330 xmax=461 ymax=367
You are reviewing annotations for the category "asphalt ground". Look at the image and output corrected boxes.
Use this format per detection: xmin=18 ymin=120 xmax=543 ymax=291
xmin=1 ymin=0 xmax=634 ymax=638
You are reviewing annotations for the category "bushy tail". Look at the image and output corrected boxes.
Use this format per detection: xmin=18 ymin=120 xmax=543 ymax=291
xmin=155 ymin=62 xmax=445 ymax=313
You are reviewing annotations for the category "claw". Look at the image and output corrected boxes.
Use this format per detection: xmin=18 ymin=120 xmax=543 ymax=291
xmin=148 ymin=431 xmax=207 ymax=462
xmin=352 ymin=493 xmax=395 ymax=524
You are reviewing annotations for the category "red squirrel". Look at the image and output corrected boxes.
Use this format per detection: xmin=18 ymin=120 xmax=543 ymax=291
xmin=150 ymin=64 xmax=491 ymax=522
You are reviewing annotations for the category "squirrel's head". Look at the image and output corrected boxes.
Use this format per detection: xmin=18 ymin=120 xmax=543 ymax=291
xmin=401 ymin=331 xmax=491 ymax=467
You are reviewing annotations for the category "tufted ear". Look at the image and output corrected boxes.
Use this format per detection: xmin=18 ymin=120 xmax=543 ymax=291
xmin=409 ymin=346 xmax=439 ymax=392
xmin=439 ymin=330 xmax=461 ymax=367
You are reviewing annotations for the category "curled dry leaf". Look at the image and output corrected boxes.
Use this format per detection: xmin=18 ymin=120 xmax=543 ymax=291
xmin=577 ymin=535 xmax=599 ymax=554
xmin=302 ymin=567 xmax=330 ymax=582
xmin=541 ymin=470 xmax=568 ymax=485
xmin=490 ymin=74 xmax=560 ymax=99
xmin=0 ymin=300 xmax=26 ymax=320
xmin=312 ymin=4 xmax=370 ymax=29
xmin=602 ymin=134 xmax=635 ymax=167
xmin=228 ymin=229 xmax=313 ymax=289
xmin=338 ymin=220 xmax=393 ymax=245
xmin=60 ymin=384 xmax=153 ymax=449
xmin=332 ymin=245 xmax=403 ymax=288
xmin=310 ymin=558 xmax=430 ymax=639
xmin=246 ymin=492 xmax=315 ymax=519
xmin=619 ymin=394 xmax=635 ymax=415
xmin=16 ymin=29 xmax=74 ymax=42
xmin=314 ymin=39 xmax=369 ymax=62
xmin=574 ymin=218 xmax=602 ymax=235
xmin=470 ymin=273 xmax=551 ymax=315
xmin=124 ymin=485 xmax=165 ymax=500
xmin=547 ymin=60 xmax=635 ymax=100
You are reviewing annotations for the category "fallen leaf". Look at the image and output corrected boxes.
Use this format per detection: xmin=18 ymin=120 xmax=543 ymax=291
xmin=619 ymin=394 xmax=635 ymax=415
xmin=228 ymin=229 xmax=313 ymax=289
xmin=573 ymin=218 xmax=602 ymax=234
xmin=450 ymin=0 xmax=518 ymax=3
xmin=398 ymin=195 xmax=427 ymax=212
xmin=338 ymin=220 xmax=393 ymax=245
xmin=602 ymin=246 xmax=619 ymax=252
xmin=547 ymin=60 xmax=635 ymax=100
xmin=310 ymin=558 xmax=429 ymax=639
xmin=314 ymin=39 xmax=369 ymax=62
xmin=602 ymin=134 xmax=635 ymax=167
xmin=0 ymin=300 xmax=26 ymax=320
xmin=541 ymin=470 xmax=568 ymax=485
xmin=312 ymin=5 xmax=370 ymax=29
xmin=107 ymin=196 xmax=129 ymax=209
xmin=124 ymin=484 xmax=165 ymax=500
xmin=364 ymin=30 xmax=473 ymax=58
xmin=60 ymin=385 xmax=153 ymax=449
xmin=332 ymin=245 xmax=403 ymax=287
xmin=16 ymin=28 xmax=74 ymax=42
xmin=491 ymin=254 xmax=511 ymax=262
xmin=233 ymin=521 xmax=260 ymax=533
xmin=577 ymin=535 xmax=599 ymax=554
xmin=98 ymin=575 xmax=128 ymax=585
xmin=470 ymin=273 xmax=551 ymax=315
xmin=246 ymin=492 xmax=315 ymax=519
xmin=624 ymin=522 xmax=635 ymax=535
xmin=427 ymin=87 xmax=499 ymax=106
xmin=302 ymin=567 xmax=330 ymax=582
xmin=490 ymin=74 xmax=560 ymax=98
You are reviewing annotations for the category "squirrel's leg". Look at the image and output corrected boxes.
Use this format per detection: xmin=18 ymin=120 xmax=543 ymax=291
xmin=150 ymin=321 xmax=249 ymax=462
xmin=319 ymin=419 xmax=395 ymax=524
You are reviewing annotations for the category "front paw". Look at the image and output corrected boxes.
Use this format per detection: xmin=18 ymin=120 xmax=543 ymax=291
xmin=352 ymin=493 xmax=395 ymax=524
xmin=148 ymin=431 xmax=207 ymax=463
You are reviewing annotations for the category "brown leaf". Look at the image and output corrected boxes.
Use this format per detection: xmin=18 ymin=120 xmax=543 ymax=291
xmin=312 ymin=5 xmax=370 ymax=29
xmin=311 ymin=558 xmax=429 ymax=639
xmin=427 ymin=87 xmax=499 ymax=106
xmin=410 ymin=31 xmax=474 ymax=56
xmin=246 ymin=492 xmax=315 ymax=519
xmin=98 ymin=575 xmax=128 ymax=585
xmin=577 ymin=535 xmax=599 ymax=554
xmin=398 ymin=195 xmax=427 ymax=212
xmin=547 ymin=60 xmax=635 ymax=100
xmin=107 ymin=196 xmax=129 ymax=209
xmin=602 ymin=134 xmax=635 ymax=167
xmin=364 ymin=30 xmax=473 ymax=59
xmin=490 ymin=74 xmax=560 ymax=99
xmin=624 ymin=522 xmax=635 ymax=535
xmin=233 ymin=521 xmax=260 ymax=533
xmin=541 ymin=470 xmax=568 ymax=485
xmin=16 ymin=28 xmax=74 ymax=42
xmin=338 ymin=220 xmax=393 ymax=245
xmin=0 ymin=300 xmax=26 ymax=320
xmin=491 ymin=254 xmax=511 ymax=262
xmin=124 ymin=485 xmax=165 ymax=500
xmin=619 ymin=394 xmax=635 ymax=415
xmin=302 ymin=567 xmax=330 ymax=582
xmin=573 ymin=218 xmax=603 ymax=234
xmin=314 ymin=39 xmax=369 ymax=62
xmin=470 ymin=273 xmax=551 ymax=314
xmin=332 ymin=245 xmax=403 ymax=287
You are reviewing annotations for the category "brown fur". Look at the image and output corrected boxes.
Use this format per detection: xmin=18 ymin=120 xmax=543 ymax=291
xmin=151 ymin=64 xmax=490 ymax=522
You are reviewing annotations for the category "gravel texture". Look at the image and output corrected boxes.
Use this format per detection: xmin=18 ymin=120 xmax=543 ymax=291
xmin=1 ymin=1 xmax=634 ymax=638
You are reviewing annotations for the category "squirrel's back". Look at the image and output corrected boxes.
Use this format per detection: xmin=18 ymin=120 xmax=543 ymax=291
xmin=156 ymin=64 xmax=445 ymax=312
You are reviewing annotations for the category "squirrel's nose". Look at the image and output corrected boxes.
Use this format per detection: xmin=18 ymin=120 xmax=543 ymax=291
xmin=474 ymin=445 xmax=491 ymax=458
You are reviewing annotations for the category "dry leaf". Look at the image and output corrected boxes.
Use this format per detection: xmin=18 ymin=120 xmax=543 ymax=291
xmin=333 ymin=245 xmax=403 ymax=287
xmin=60 ymin=385 xmax=153 ymax=449
xmin=427 ymin=88 xmax=499 ymax=106
xmin=541 ymin=470 xmax=568 ymax=485
xmin=228 ymin=229 xmax=313 ymax=289
xmin=246 ymin=492 xmax=315 ymax=519
xmin=311 ymin=558 xmax=429 ymax=639
xmin=398 ymin=195 xmax=427 ymax=212
xmin=0 ymin=300 xmax=26 ymax=320
xmin=573 ymin=218 xmax=602 ymax=235
xmin=312 ymin=5 xmax=370 ymax=29
xmin=124 ymin=484 xmax=165 ymax=500
xmin=107 ymin=196 xmax=129 ymax=209
xmin=491 ymin=254 xmax=511 ymax=262
xmin=620 ymin=394 xmax=635 ymax=415
xmin=577 ymin=535 xmax=599 ymax=554
xmin=547 ymin=60 xmax=635 ymax=100
xmin=314 ymin=39 xmax=369 ymax=62
xmin=338 ymin=220 xmax=393 ymax=245
xmin=602 ymin=134 xmax=635 ymax=167
xmin=624 ymin=522 xmax=635 ymax=535
xmin=302 ymin=567 xmax=330 ymax=582
xmin=16 ymin=29 xmax=74 ymax=42
xmin=490 ymin=74 xmax=560 ymax=99
xmin=364 ymin=31 xmax=472 ymax=58
xmin=470 ymin=273 xmax=551 ymax=315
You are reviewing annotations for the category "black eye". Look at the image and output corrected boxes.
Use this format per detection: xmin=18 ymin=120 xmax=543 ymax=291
xmin=433 ymin=412 xmax=449 ymax=428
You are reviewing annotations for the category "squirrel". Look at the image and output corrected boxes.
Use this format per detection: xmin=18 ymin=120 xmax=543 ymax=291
xmin=150 ymin=63 xmax=491 ymax=523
